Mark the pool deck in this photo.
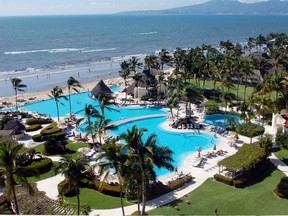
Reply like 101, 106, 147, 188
110, 113, 168, 127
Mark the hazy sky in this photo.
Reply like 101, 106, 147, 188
0, 0, 268, 16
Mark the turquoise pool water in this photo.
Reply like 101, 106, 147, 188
18, 86, 121, 117
110, 117, 218, 176
204, 114, 243, 128
16, 88, 218, 177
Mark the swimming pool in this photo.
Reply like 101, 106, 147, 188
17, 89, 218, 177
110, 117, 218, 176
18, 86, 121, 117
204, 114, 243, 128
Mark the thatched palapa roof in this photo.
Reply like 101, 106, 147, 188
91, 80, 112, 98
4, 119, 25, 131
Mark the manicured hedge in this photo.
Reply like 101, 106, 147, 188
40, 122, 62, 135
26, 118, 52, 125
32, 134, 42, 142
214, 174, 233, 186
26, 124, 42, 132
20, 158, 53, 177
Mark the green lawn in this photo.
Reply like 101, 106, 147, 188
191, 80, 258, 101
64, 188, 132, 209
34, 141, 90, 159
274, 149, 288, 165
149, 163, 287, 215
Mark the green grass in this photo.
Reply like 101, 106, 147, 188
274, 149, 288, 165
149, 163, 287, 215
64, 188, 132, 209
34, 141, 90, 159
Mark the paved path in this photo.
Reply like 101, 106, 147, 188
270, 153, 288, 175
110, 114, 168, 127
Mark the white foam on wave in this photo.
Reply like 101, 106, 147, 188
130, 31, 157, 36
81, 48, 116, 53
4, 47, 117, 55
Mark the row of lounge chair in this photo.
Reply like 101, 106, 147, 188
192, 149, 228, 168
171, 122, 202, 130
210, 126, 228, 136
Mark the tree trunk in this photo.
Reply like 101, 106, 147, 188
76, 190, 80, 215
15, 90, 18, 111
141, 180, 147, 215
250, 137, 252, 144
11, 184, 19, 214
68, 89, 72, 117
120, 184, 125, 216
56, 100, 60, 121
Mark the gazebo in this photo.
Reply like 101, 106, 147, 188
91, 80, 112, 99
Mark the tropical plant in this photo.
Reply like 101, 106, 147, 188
83, 104, 100, 144
10, 78, 27, 111
119, 64, 130, 102
120, 125, 174, 215
67, 76, 82, 117
98, 92, 119, 116
48, 86, 68, 121
0, 137, 34, 214
53, 155, 92, 215
129, 56, 142, 75
93, 117, 112, 145
95, 139, 127, 216
236, 123, 265, 144
258, 136, 273, 155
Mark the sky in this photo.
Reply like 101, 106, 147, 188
0, 0, 269, 16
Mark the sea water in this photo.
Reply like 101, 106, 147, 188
1, 15, 288, 97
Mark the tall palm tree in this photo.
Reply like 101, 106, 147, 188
144, 54, 159, 70
159, 49, 172, 72
67, 76, 82, 117
129, 56, 142, 75
48, 86, 68, 121
54, 156, 92, 215
10, 78, 27, 111
120, 125, 174, 215
97, 92, 119, 116
96, 139, 127, 216
0, 139, 33, 214
83, 104, 100, 144
93, 117, 112, 145
119, 66, 130, 102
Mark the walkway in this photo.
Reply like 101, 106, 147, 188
110, 114, 168, 127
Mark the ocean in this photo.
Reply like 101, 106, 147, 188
1, 14, 288, 97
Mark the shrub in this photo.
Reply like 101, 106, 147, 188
26, 118, 52, 125
275, 128, 288, 149
203, 100, 220, 115
41, 122, 62, 135
236, 123, 265, 144
32, 134, 43, 142
26, 124, 42, 132
20, 158, 53, 177
276, 177, 288, 198
214, 174, 233, 186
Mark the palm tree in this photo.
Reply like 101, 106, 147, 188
119, 64, 130, 102
48, 86, 68, 121
96, 139, 127, 216
10, 78, 27, 111
129, 56, 142, 75
120, 125, 174, 215
83, 104, 100, 144
0, 139, 33, 214
97, 92, 119, 116
67, 76, 82, 117
144, 54, 159, 70
159, 49, 172, 72
93, 117, 112, 145
54, 155, 92, 215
